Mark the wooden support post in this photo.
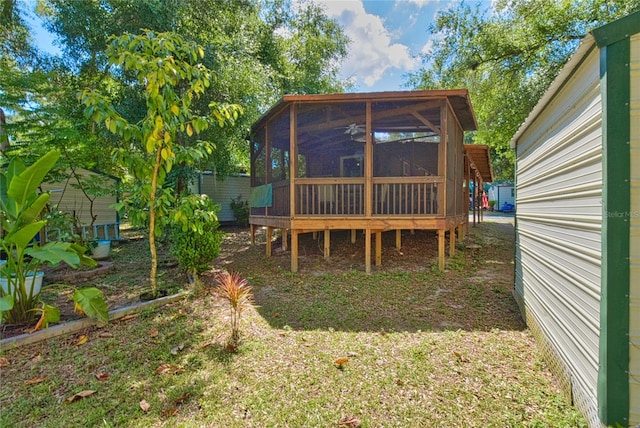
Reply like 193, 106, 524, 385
250, 224, 256, 245
365, 228, 371, 274
291, 230, 299, 273
282, 229, 288, 251
351, 229, 357, 244
324, 229, 330, 259
457, 224, 464, 242
375, 231, 382, 266
449, 227, 455, 257
438, 229, 445, 271
266, 226, 273, 257
395, 229, 402, 249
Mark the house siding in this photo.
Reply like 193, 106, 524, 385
198, 174, 251, 223
629, 32, 640, 427
41, 170, 118, 226
514, 45, 603, 426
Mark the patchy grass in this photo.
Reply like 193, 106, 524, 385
0, 222, 587, 427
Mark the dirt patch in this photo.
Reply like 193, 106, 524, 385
1, 220, 518, 339
0, 234, 186, 340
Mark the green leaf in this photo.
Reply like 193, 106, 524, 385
7, 221, 46, 250
7, 150, 60, 207
73, 288, 109, 323
26, 242, 81, 267
0, 295, 15, 313
21, 193, 51, 224
39, 304, 61, 328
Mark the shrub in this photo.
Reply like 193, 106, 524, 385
169, 195, 223, 283
230, 195, 249, 226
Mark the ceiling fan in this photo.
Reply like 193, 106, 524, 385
341, 123, 366, 142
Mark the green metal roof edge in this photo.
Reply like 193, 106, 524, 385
592, 10, 640, 48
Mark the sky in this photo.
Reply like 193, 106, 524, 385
315, 0, 455, 92
30, 0, 458, 92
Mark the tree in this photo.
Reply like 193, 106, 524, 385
407, 0, 640, 180
38, 0, 350, 179
80, 30, 241, 295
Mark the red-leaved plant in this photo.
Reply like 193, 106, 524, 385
215, 271, 254, 349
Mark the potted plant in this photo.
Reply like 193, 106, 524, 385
90, 239, 111, 260
0, 150, 108, 327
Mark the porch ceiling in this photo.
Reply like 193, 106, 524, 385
464, 144, 493, 183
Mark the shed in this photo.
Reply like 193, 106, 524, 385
249, 90, 488, 273
486, 180, 515, 211
510, 11, 640, 427
40, 169, 120, 240
191, 173, 251, 223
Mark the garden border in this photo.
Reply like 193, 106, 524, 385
0, 291, 190, 351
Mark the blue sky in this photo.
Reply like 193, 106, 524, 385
30, 0, 458, 92
316, 0, 457, 92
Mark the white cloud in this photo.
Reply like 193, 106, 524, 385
315, 0, 420, 88
405, 0, 437, 7
420, 39, 434, 56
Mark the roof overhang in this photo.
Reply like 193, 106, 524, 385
464, 144, 493, 183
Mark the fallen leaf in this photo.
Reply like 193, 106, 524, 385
120, 314, 138, 322
0, 357, 9, 367
334, 358, 349, 369
95, 372, 111, 381
149, 327, 159, 338
338, 415, 362, 427
161, 407, 179, 417
156, 364, 185, 375
66, 389, 97, 403
30, 353, 42, 365
98, 332, 113, 338
139, 399, 151, 412
170, 344, 185, 355
166, 331, 176, 338
173, 392, 189, 405
199, 342, 213, 350
76, 335, 88, 346
453, 351, 469, 363
25, 376, 47, 385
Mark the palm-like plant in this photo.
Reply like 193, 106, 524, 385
215, 271, 254, 348
0, 150, 108, 326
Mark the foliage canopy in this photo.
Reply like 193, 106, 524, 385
407, 0, 640, 179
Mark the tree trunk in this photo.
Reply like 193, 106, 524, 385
148, 147, 163, 295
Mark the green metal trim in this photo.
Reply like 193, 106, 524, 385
598, 37, 631, 426
592, 10, 640, 48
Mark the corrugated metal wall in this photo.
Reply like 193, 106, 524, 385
199, 174, 251, 223
514, 47, 603, 423
629, 32, 640, 427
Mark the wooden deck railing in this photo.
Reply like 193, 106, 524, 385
292, 177, 443, 216
296, 178, 364, 215
373, 177, 442, 216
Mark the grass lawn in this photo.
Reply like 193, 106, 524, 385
0, 222, 586, 427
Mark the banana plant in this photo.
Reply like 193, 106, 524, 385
0, 150, 108, 326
